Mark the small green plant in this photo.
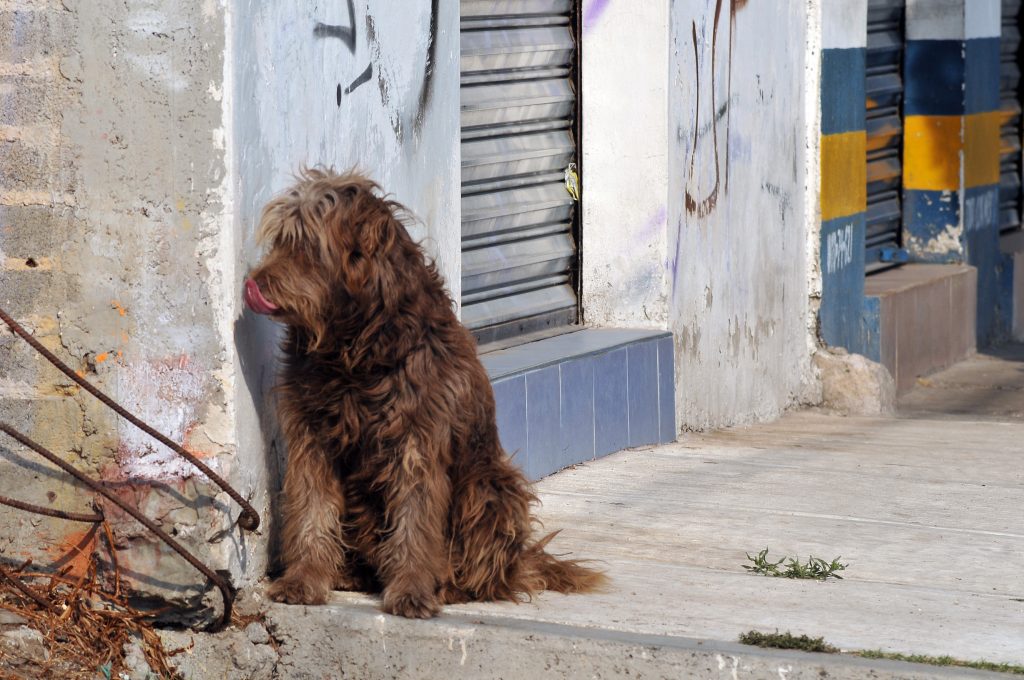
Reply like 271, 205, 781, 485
744, 547, 847, 580
855, 650, 1024, 676
737, 632, 1024, 676
738, 630, 838, 654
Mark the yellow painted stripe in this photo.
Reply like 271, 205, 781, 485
903, 115, 961, 192
964, 111, 1001, 188
821, 130, 867, 222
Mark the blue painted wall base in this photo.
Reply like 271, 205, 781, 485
482, 329, 676, 482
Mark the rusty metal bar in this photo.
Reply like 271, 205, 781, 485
0, 424, 236, 630
0, 562, 50, 611
0, 306, 260, 532
0, 494, 104, 523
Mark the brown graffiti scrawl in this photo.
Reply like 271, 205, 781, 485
684, 0, 748, 218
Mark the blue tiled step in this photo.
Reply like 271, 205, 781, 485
481, 329, 676, 481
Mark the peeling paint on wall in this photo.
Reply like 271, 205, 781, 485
667, 0, 816, 428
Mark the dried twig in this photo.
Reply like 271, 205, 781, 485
0, 524, 186, 679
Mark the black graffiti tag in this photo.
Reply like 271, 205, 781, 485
314, 0, 373, 105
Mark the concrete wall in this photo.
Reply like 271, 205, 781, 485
581, 1, 670, 330
231, 0, 460, 567
667, 0, 817, 428
1, 0, 243, 615
581, 0, 818, 431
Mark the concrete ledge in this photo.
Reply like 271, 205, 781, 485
480, 328, 675, 480
263, 599, 1004, 680
864, 264, 977, 394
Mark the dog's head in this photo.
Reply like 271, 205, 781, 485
244, 168, 420, 349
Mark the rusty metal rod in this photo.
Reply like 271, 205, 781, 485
0, 562, 50, 611
0, 423, 235, 631
0, 494, 104, 523
0, 306, 260, 532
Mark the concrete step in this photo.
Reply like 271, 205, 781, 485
260, 597, 1006, 680
238, 409, 1022, 679
864, 264, 976, 394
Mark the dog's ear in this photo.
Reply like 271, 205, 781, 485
356, 199, 401, 258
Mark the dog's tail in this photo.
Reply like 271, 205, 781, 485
518, 531, 607, 594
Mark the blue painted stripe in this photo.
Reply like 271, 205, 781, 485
904, 40, 964, 116
962, 185, 1001, 346
964, 37, 1001, 115
822, 47, 867, 135
860, 295, 881, 364
904, 188, 962, 262
819, 213, 867, 353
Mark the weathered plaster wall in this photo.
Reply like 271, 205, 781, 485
581, 1, 671, 329
231, 0, 460, 565
667, 0, 816, 429
581, 0, 818, 430
1, 0, 248, 617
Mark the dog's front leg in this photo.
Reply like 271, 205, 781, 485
267, 426, 346, 606
378, 436, 449, 619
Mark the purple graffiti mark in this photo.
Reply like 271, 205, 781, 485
666, 216, 683, 289
583, 0, 612, 32
639, 206, 668, 240
314, 0, 373, 103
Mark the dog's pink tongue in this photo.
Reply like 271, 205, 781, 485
244, 279, 279, 315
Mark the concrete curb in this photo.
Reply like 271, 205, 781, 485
265, 600, 1007, 680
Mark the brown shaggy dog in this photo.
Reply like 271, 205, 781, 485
245, 168, 604, 618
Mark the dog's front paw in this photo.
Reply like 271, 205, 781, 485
381, 589, 441, 619
267, 575, 330, 606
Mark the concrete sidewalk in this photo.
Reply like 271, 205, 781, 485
186, 347, 1024, 679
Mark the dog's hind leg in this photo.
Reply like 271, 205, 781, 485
376, 436, 450, 619
267, 424, 347, 606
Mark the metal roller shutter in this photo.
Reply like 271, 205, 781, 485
460, 0, 580, 345
866, 0, 906, 272
1000, 0, 1023, 234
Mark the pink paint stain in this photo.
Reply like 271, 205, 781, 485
583, 0, 612, 32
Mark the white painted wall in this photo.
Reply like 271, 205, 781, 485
667, 0, 816, 429
805, 0, 825, 384
582, 0, 817, 430
581, 1, 671, 329
230, 0, 460, 575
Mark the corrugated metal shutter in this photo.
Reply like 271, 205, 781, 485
460, 0, 580, 345
865, 0, 906, 272
1000, 0, 1023, 234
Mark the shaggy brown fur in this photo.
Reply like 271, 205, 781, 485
246, 168, 605, 618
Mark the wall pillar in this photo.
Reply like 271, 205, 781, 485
904, 0, 1002, 345
819, 0, 869, 353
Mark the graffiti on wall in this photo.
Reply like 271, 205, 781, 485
683, 0, 748, 219
314, 0, 372, 103
313, 0, 439, 139
825, 223, 855, 275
